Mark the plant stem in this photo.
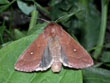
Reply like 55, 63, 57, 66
0, 34, 3, 44
28, 10, 38, 32
9, 7, 13, 32
93, 0, 108, 59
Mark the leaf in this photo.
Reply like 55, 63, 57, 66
0, 4, 10, 13
83, 67, 110, 83
14, 29, 26, 39
28, 10, 38, 32
0, 23, 82, 83
105, 43, 110, 48
0, 0, 9, 4
0, 0, 15, 13
100, 51, 110, 62
50, 0, 100, 49
17, 0, 35, 15
33, 1, 50, 15
49, 0, 62, 6
27, 22, 48, 35
81, 3, 100, 49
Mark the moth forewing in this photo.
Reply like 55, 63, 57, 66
14, 22, 94, 72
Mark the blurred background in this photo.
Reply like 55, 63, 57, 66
0, 0, 110, 83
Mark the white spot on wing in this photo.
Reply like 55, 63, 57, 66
30, 52, 34, 55
73, 49, 77, 52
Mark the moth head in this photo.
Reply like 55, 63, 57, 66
44, 22, 60, 37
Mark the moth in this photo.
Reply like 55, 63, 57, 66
14, 22, 93, 72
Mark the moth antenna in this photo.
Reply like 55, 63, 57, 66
28, 16, 50, 23
55, 9, 81, 23
37, 18, 50, 23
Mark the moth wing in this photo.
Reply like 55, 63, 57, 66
15, 33, 52, 72
58, 28, 94, 68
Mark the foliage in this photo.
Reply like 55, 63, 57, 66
0, 0, 110, 83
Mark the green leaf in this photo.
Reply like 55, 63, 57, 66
28, 22, 48, 35
33, 1, 50, 15
105, 43, 110, 48
83, 67, 110, 83
81, 3, 100, 49
0, 4, 10, 13
49, 0, 62, 6
0, 23, 82, 83
100, 51, 110, 62
14, 29, 26, 39
50, 0, 100, 50
17, 0, 35, 15
28, 10, 38, 32
55, 9, 82, 23
0, 0, 9, 4
0, 0, 16, 13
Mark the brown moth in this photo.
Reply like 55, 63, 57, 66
14, 22, 94, 72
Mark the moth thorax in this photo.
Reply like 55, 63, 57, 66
51, 28, 55, 33
51, 61, 62, 72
